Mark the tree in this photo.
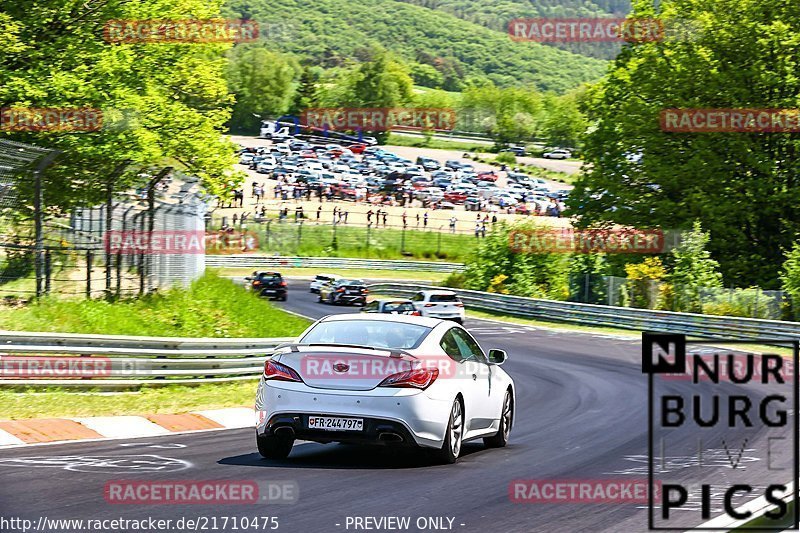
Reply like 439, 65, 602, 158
227, 47, 300, 133
780, 242, 800, 319
569, 0, 800, 288
288, 65, 319, 116
0, 0, 240, 209
666, 221, 723, 312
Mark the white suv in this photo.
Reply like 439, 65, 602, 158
309, 274, 339, 294
411, 290, 465, 324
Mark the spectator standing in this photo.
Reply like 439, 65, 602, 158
402, 211, 408, 227
449, 216, 456, 234
382, 211, 388, 227
316, 205, 322, 222
474, 222, 481, 238
367, 209, 374, 226
343, 211, 349, 224
423, 212, 429, 228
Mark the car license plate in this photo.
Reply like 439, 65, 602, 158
308, 416, 364, 431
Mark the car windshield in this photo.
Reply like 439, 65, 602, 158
300, 320, 430, 349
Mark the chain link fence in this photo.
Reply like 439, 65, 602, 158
0, 140, 208, 301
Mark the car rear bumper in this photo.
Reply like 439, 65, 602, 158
335, 295, 366, 305
255, 379, 451, 449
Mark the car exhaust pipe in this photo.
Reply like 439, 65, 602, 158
378, 432, 404, 442
273, 426, 295, 439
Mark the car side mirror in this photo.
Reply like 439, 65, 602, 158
488, 349, 507, 365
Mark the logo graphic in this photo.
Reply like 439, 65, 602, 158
299, 108, 457, 132
508, 18, 664, 43
643, 333, 798, 530
332, 363, 350, 373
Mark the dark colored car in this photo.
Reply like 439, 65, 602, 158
360, 299, 421, 315
318, 279, 368, 306
464, 196, 482, 211
247, 271, 288, 301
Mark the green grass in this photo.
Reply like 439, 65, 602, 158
385, 133, 491, 152
0, 272, 310, 420
239, 222, 479, 262
0, 382, 257, 420
0, 271, 310, 337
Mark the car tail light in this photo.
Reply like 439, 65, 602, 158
424, 303, 435, 307
411, 311, 421, 316
264, 360, 303, 382
363, 289, 369, 294
336, 288, 345, 293
378, 368, 439, 390
454, 303, 464, 307
253, 281, 261, 286
280, 281, 287, 287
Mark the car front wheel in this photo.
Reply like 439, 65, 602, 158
256, 431, 294, 459
484, 391, 513, 448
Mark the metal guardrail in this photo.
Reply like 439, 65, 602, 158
368, 282, 800, 341
0, 332, 295, 388
205, 255, 465, 273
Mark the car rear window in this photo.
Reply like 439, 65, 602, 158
300, 320, 430, 349
429, 294, 458, 302
384, 302, 414, 313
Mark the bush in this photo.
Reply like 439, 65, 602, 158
441, 272, 466, 289
495, 151, 516, 165
701, 287, 778, 319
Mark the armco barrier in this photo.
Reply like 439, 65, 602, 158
367, 282, 800, 340
205, 255, 465, 273
0, 332, 295, 388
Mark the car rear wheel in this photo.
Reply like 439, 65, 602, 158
256, 431, 294, 459
329, 294, 336, 305
484, 391, 513, 448
433, 398, 463, 464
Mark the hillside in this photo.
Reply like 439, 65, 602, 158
395, 0, 633, 60
224, 0, 608, 93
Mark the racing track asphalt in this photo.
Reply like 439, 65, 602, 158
0, 281, 792, 532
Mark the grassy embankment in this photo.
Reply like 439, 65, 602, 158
0, 272, 310, 419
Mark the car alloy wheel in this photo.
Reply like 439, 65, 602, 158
450, 400, 463, 457
484, 390, 512, 448
434, 398, 463, 464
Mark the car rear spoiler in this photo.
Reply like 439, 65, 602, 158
274, 342, 415, 359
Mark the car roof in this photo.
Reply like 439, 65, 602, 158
418, 289, 457, 296
372, 298, 413, 304
319, 313, 442, 328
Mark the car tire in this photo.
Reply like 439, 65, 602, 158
484, 390, 513, 448
329, 295, 336, 305
280, 295, 287, 302
433, 398, 463, 464
256, 431, 294, 459
454, 318, 463, 325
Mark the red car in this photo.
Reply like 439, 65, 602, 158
299, 150, 317, 159
348, 144, 367, 154
477, 171, 498, 182
444, 191, 469, 204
